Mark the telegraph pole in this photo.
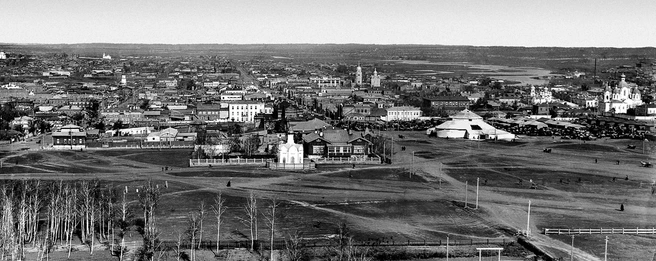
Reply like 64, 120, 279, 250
604, 236, 608, 261
383, 139, 386, 163
446, 235, 450, 261
526, 200, 531, 237
475, 177, 479, 209
464, 181, 468, 208
570, 235, 575, 261
391, 136, 394, 164
411, 151, 415, 176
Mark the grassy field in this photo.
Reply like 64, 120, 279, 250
2, 133, 656, 260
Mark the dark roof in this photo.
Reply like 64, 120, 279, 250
302, 127, 372, 145
424, 96, 470, 101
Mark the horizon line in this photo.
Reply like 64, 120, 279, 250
1, 42, 655, 49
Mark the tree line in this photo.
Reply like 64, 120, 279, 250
0, 179, 374, 261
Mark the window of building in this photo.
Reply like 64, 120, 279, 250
353, 145, 364, 154
312, 145, 324, 154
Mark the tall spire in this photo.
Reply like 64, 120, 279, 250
355, 63, 363, 86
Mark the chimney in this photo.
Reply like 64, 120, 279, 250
287, 134, 294, 144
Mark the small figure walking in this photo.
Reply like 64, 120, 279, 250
625, 175, 629, 181
226, 181, 231, 187
595, 158, 597, 163
617, 160, 620, 165
620, 203, 624, 211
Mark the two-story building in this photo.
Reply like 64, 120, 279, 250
196, 104, 228, 121
423, 96, 471, 115
384, 106, 421, 121
101, 107, 145, 125
227, 101, 265, 122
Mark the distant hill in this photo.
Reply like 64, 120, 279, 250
2, 43, 654, 72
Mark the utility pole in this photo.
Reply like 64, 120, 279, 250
526, 200, 531, 237
604, 236, 608, 261
391, 136, 394, 164
464, 181, 468, 208
475, 178, 479, 209
383, 138, 386, 163
570, 235, 575, 261
446, 235, 449, 261
411, 151, 415, 176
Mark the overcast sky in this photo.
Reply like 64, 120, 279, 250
2, 0, 654, 47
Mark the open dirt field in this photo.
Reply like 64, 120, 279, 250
1, 132, 655, 260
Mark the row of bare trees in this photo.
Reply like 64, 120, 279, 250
0, 179, 367, 261
0, 179, 122, 260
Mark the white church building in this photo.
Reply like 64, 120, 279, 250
370, 68, 381, 87
278, 134, 303, 165
598, 74, 643, 114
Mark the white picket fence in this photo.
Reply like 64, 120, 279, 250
313, 156, 381, 165
544, 227, 656, 235
189, 158, 271, 167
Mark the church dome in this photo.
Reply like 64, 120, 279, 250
617, 75, 630, 88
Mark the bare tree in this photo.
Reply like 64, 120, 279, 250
138, 180, 162, 261
243, 135, 261, 156
197, 201, 206, 250
211, 192, 227, 253
240, 192, 258, 251
283, 231, 307, 261
174, 232, 184, 261
117, 187, 129, 261
264, 198, 280, 261
186, 213, 200, 261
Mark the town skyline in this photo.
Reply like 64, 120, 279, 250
3, 0, 656, 48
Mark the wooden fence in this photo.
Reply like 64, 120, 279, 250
544, 227, 656, 235
189, 158, 271, 167
313, 156, 381, 165
157, 237, 513, 251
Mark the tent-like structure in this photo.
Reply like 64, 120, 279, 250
426, 109, 517, 141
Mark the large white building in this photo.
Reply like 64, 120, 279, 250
227, 101, 265, 122
598, 74, 643, 114
384, 106, 421, 121
310, 77, 341, 88
426, 109, 516, 141
370, 68, 381, 88
355, 64, 363, 86
529, 85, 553, 104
